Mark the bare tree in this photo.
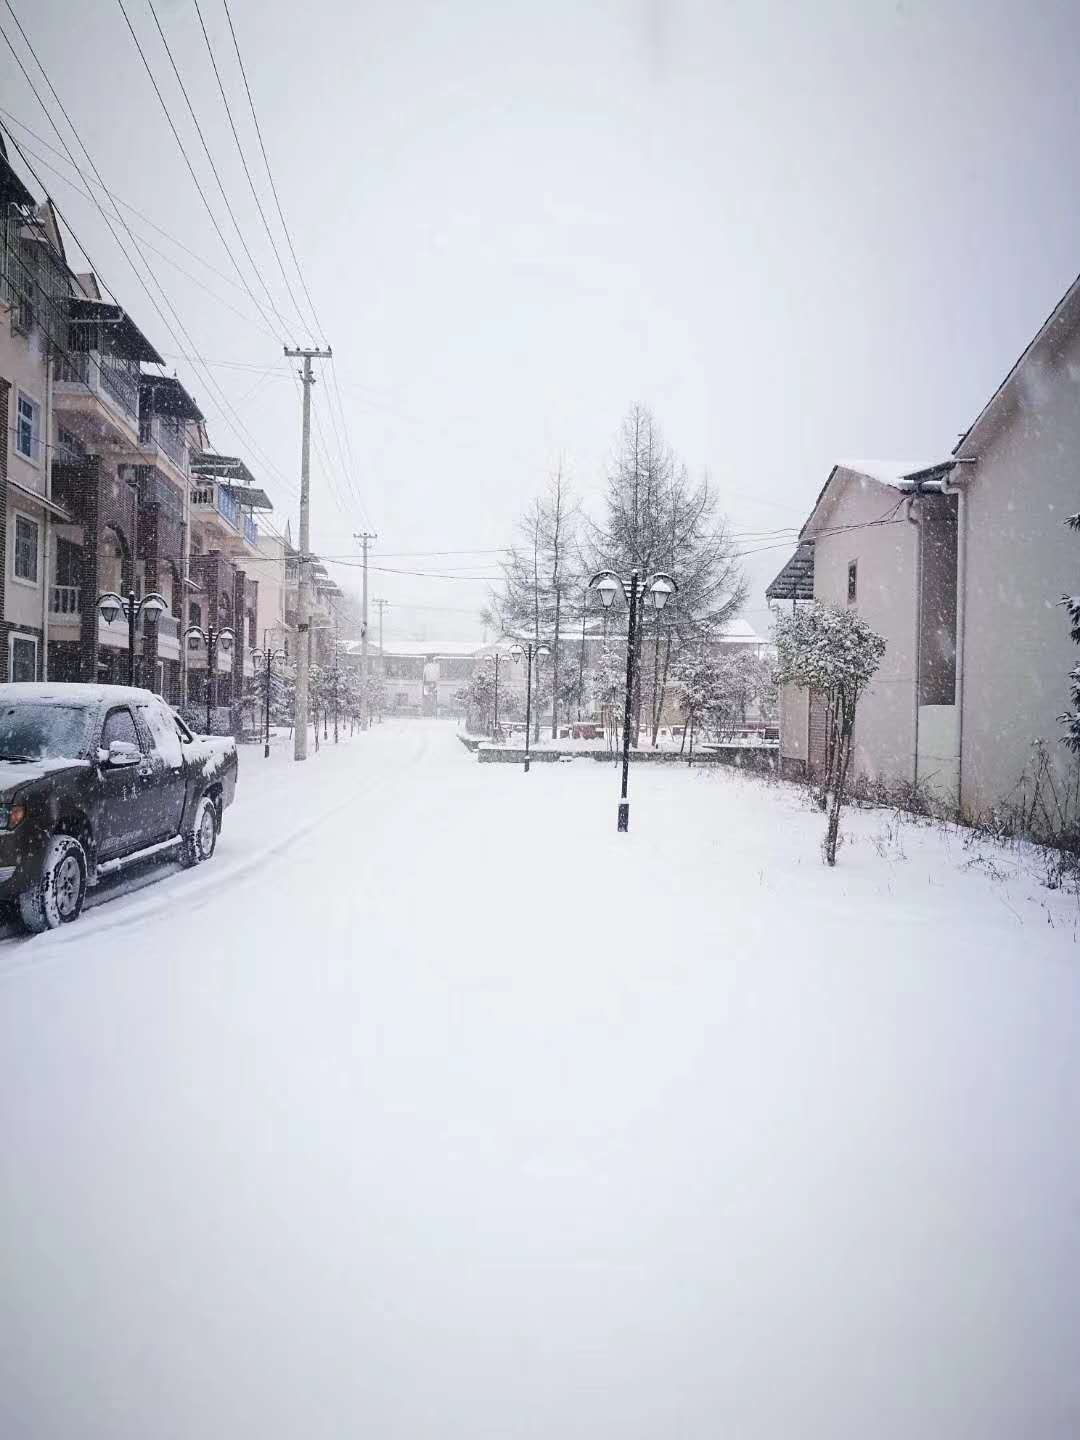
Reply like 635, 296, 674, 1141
485, 467, 579, 742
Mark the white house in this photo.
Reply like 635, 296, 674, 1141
769, 267, 1080, 824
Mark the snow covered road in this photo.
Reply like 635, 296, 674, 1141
2, 721, 1079, 1438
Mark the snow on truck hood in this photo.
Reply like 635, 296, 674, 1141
0, 756, 90, 791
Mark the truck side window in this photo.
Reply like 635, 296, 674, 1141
101, 707, 140, 751
138, 702, 184, 768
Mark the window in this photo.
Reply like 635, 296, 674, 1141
847, 560, 858, 605
56, 426, 87, 464
101, 707, 141, 751
9, 634, 38, 683
13, 515, 39, 584
56, 538, 82, 588
138, 701, 183, 767
189, 602, 202, 630
15, 393, 40, 462
0, 699, 90, 757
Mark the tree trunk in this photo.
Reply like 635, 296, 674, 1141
652, 629, 673, 746
825, 706, 855, 866
551, 588, 562, 739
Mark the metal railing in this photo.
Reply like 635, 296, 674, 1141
216, 485, 240, 528
243, 513, 258, 546
50, 584, 81, 616
53, 350, 139, 420
154, 416, 187, 468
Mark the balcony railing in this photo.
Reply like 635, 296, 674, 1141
243, 513, 258, 546
50, 584, 81, 618
53, 350, 139, 421
140, 413, 187, 469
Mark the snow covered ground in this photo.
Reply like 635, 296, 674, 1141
2, 720, 1079, 1438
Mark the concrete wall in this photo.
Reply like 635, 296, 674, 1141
809, 469, 919, 789
960, 331, 1080, 820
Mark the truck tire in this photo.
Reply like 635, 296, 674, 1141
180, 794, 218, 868
18, 834, 88, 934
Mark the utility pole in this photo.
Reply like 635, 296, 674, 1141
372, 598, 388, 725
285, 345, 332, 760
354, 531, 377, 729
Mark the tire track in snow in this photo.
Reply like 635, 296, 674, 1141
0, 724, 444, 974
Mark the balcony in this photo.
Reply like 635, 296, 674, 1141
49, 584, 81, 627
53, 350, 140, 443
191, 478, 240, 529
190, 477, 264, 553
139, 413, 187, 472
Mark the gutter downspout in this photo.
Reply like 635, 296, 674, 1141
40, 330, 54, 680
912, 460, 973, 816
906, 496, 922, 792
937, 465, 971, 816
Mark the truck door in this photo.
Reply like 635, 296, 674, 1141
95, 705, 157, 860
135, 699, 188, 841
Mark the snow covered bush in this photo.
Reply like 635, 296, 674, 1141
774, 603, 886, 866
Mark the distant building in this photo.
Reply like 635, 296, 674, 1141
343, 639, 485, 716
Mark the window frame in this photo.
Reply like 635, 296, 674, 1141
8, 632, 39, 683
11, 511, 40, 587
847, 559, 858, 606
100, 705, 143, 753
14, 390, 41, 466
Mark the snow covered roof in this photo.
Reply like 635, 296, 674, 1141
346, 639, 485, 659
955, 268, 1080, 458
798, 459, 951, 540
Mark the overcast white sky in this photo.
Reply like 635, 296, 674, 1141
3, 0, 1079, 639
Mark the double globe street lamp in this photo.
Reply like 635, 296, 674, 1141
97, 589, 169, 687
185, 622, 235, 735
587, 568, 678, 832
251, 640, 288, 759
508, 640, 550, 773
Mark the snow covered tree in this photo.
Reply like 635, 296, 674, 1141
455, 671, 499, 736
1059, 514, 1080, 752
673, 650, 721, 759
484, 467, 580, 741
591, 405, 746, 745
774, 604, 886, 866
590, 644, 629, 752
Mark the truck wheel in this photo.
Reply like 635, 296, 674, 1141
181, 794, 218, 869
18, 834, 88, 934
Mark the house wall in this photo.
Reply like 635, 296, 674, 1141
959, 333, 1080, 820
1, 322, 50, 675
809, 470, 919, 789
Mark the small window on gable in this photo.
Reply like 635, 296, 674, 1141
847, 560, 858, 605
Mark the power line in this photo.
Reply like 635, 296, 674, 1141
190, 0, 310, 336
0, 105, 295, 337
220, 0, 322, 340
216, 0, 371, 529
114, 0, 283, 343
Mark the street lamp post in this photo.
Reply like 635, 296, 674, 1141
251, 636, 287, 759
508, 640, 551, 773
586, 569, 678, 832
485, 651, 503, 741
184, 622, 236, 735
97, 589, 168, 687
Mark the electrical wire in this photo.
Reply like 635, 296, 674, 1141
114, 0, 283, 344
190, 0, 310, 336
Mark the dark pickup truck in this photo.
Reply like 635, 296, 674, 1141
0, 683, 238, 932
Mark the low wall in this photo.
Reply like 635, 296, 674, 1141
475, 745, 777, 767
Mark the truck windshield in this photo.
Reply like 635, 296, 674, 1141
0, 703, 90, 761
